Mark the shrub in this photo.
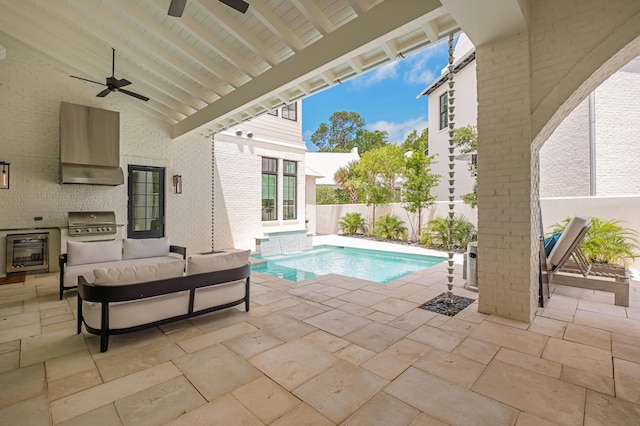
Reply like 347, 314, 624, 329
338, 212, 367, 235
550, 217, 640, 266
373, 214, 407, 241
420, 215, 477, 249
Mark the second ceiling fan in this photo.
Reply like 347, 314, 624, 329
168, 0, 249, 17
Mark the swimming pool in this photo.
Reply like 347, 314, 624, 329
251, 245, 446, 283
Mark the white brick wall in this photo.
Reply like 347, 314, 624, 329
477, 0, 640, 321
0, 42, 210, 254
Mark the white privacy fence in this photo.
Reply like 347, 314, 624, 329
315, 196, 640, 268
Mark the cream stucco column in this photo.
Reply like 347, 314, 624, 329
475, 32, 540, 322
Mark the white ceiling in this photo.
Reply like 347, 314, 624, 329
0, 0, 460, 140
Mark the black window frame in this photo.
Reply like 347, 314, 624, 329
283, 160, 297, 220
262, 157, 277, 221
439, 92, 448, 130
127, 165, 165, 239
267, 109, 278, 116
281, 102, 297, 121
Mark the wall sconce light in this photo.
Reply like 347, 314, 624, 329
0, 161, 10, 189
173, 175, 182, 194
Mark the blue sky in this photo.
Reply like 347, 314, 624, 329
301, 39, 450, 151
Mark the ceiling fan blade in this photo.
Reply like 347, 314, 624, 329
117, 78, 131, 88
96, 88, 112, 98
168, 0, 187, 17
70, 75, 107, 86
219, 0, 249, 13
119, 88, 150, 102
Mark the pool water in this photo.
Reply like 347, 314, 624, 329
251, 245, 446, 283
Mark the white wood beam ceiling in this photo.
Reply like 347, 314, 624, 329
0, 0, 459, 137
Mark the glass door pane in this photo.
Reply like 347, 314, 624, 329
128, 165, 165, 238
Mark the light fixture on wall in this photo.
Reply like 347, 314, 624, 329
173, 175, 182, 194
0, 161, 10, 189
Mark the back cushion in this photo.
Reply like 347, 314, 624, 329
123, 237, 170, 260
93, 259, 185, 285
187, 250, 250, 275
67, 240, 123, 266
548, 216, 589, 267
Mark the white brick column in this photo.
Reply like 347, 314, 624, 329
476, 32, 539, 322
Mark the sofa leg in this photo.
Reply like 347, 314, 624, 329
100, 333, 109, 352
77, 296, 82, 334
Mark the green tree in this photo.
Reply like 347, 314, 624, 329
401, 142, 440, 232
453, 125, 478, 208
334, 160, 362, 204
316, 185, 339, 205
311, 111, 365, 151
358, 145, 404, 226
401, 128, 429, 154
348, 129, 388, 154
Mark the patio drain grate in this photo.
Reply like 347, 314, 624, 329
420, 293, 475, 317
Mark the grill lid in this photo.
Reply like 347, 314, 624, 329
67, 211, 117, 236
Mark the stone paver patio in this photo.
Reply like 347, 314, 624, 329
1, 260, 640, 425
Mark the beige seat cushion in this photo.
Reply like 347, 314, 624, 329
186, 249, 250, 275
93, 259, 185, 285
548, 216, 589, 268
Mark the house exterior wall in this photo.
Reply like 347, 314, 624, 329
213, 104, 307, 251
0, 43, 211, 256
476, 0, 640, 321
594, 64, 640, 195
428, 60, 478, 202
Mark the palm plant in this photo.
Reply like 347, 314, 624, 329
550, 217, 640, 266
373, 214, 408, 241
338, 212, 367, 235
420, 215, 477, 249
334, 160, 361, 204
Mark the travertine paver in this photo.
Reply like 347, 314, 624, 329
248, 340, 338, 390
232, 376, 302, 424
173, 344, 262, 401
472, 360, 586, 426
293, 360, 388, 424
165, 394, 263, 426
614, 358, 640, 404
303, 309, 371, 337
3, 270, 640, 425
563, 323, 611, 350
114, 376, 206, 425
386, 367, 519, 425
336, 289, 390, 307
342, 391, 419, 426
412, 348, 486, 388
470, 320, 548, 356
542, 337, 613, 378
344, 322, 407, 353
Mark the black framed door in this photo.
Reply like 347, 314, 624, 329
128, 165, 165, 239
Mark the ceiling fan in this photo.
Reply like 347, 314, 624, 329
69, 48, 149, 102
168, 0, 249, 17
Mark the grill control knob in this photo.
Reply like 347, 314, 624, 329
75, 229, 81, 233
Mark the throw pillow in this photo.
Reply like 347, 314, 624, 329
123, 237, 170, 260
93, 259, 185, 285
544, 231, 562, 257
67, 239, 123, 266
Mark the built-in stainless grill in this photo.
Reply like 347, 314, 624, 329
67, 211, 117, 236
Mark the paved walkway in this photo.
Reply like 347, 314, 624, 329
1, 251, 639, 424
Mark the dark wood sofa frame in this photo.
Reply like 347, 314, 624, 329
77, 263, 251, 352
59, 245, 187, 300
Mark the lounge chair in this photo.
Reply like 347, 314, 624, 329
540, 216, 630, 307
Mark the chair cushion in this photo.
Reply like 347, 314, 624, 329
67, 240, 123, 266
93, 259, 185, 285
548, 216, 589, 268
123, 237, 170, 260
186, 249, 250, 275
544, 231, 562, 256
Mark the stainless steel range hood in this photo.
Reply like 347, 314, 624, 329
59, 102, 124, 186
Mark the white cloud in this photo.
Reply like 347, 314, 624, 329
402, 41, 448, 86
351, 61, 399, 89
368, 117, 429, 145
